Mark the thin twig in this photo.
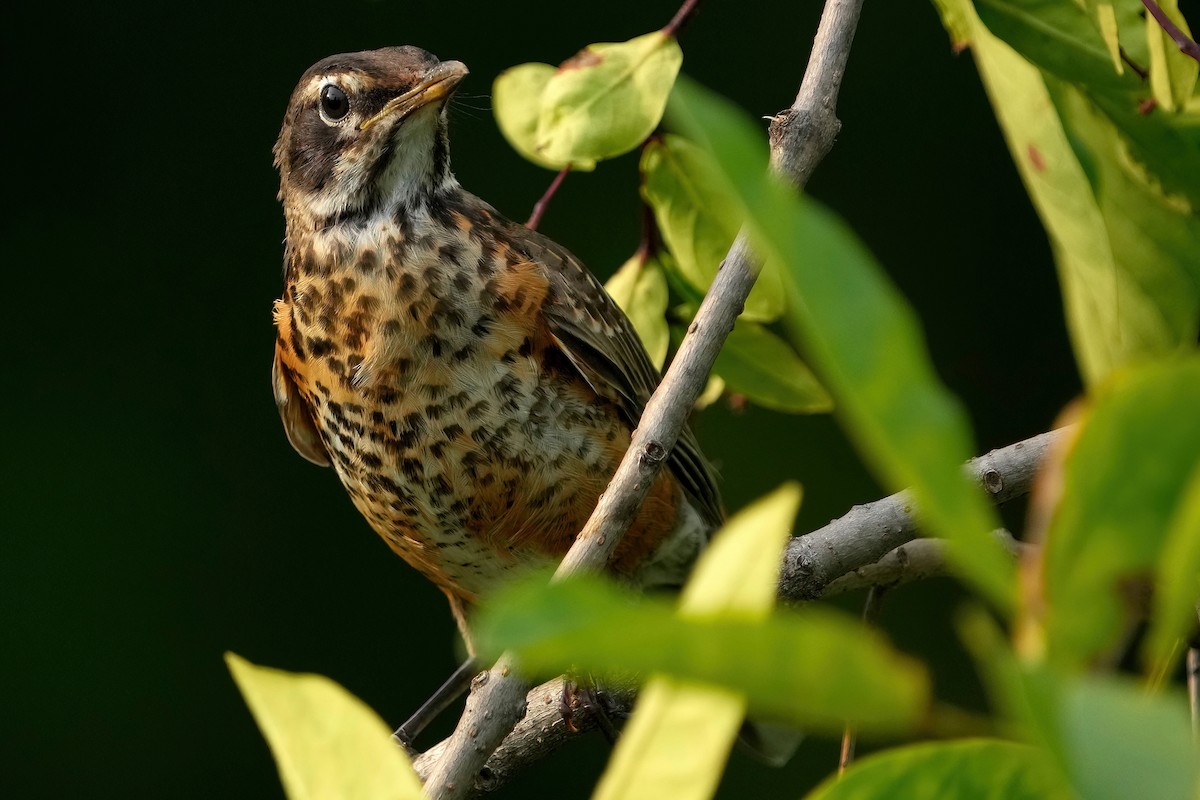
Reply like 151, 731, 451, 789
1189, 647, 1199, 741
413, 425, 1054, 795
1141, 0, 1200, 63
821, 529, 1027, 597
839, 585, 886, 774
663, 0, 703, 38
420, 1, 867, 797
525, 165, 570, 230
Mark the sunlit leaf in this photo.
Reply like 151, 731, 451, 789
1145, 462, 1200, 673
693, 373, 726, 410
713, 320, 831, 414
665, 77, 1014, 610
1032, 357, 1200, 669
475, 576, 929, 734
1045, 77, 1200, 375
933, 0, 1200, 385
605, 251, 671, 369
680, 483, 801, 615
593, 486, 801, 800
641, 134, 786, 321
1146, 0, 1199, 112
494, 63, 595, 171
974, 0, 1200, 209
225, 653, 424, 800
1085, 2, 1123, 75
804, 739, 1071, 800
535, 32, 682, 165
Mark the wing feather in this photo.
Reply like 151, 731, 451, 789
500, 219, 723, 528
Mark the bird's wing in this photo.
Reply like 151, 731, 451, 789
272, 343, 331, 467
502, 221, 724, 528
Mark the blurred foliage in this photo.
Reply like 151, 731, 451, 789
14, 0, 1200, 797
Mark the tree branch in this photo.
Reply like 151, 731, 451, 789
779, 428, 1064, 601
412, 427, 1060, 795
421, 2, 867, 796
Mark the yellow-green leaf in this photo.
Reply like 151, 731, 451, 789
693, 373, 726, 409
713, 320, 832, 414
680, 483, 801, 615
805, 739, 1071, 800
1147, 0, 1199, 112
666, 77, 1014, 610
225, 653, 424, 800
605, 252, 671, 369
593, 486, 801, 800
936, 0, 1200, 386
1035, 357, 1200, 670
535, 32, 682, 165
493, 63, 594, 171
962, 610, 1200, 800
475, 580, 929, 732
592, 679, 745, 800
641, 134, 786, 321
1145, 461, 1200, 674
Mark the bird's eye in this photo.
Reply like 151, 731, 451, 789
319, 84, 350, 121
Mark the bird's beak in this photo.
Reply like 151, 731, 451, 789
360, 61, 469, 131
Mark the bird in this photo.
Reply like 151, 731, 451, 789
271, 46, 724, 724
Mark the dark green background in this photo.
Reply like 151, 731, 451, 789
7, 1, 1082, 797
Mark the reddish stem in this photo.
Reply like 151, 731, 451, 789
1142, 0, 1200, 63
525, 166, 571, 230
663, 0, 702, 38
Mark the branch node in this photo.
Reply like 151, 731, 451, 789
641, 440, 668, 466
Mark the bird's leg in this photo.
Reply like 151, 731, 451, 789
393, 656, 480, 748
560, 673, 624, 744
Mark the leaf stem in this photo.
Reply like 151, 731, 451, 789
525, 166, 571, 230
663, 0, 703, 39
1141, 0, 1200, 64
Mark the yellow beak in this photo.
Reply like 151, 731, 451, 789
359, 61, 469, 131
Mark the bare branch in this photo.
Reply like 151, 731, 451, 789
421, 2, 869, 796
779, 428, 1065, 601
414, 426, 1057, 795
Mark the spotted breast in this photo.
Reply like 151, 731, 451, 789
271, 46, 722, 641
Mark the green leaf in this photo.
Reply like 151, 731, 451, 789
1085, 2, 1125, 75
961, 610, 1200, 800
225, 653, 424, 800
592, 679, 745, 800
712, 320, 831, 413
1146, 0, 1199, 112
641, 134, 786, 322
975, 0, 1200, 210
535, 32, 682, 165
804, 739, 1071, 800
605, 251, 671, 369
933, 0, 1200, 385
666, 77, 1014, 610
592, 486, 801, 800
680, 483, 801, 615
475, 580, 930, 734
1038, 356, 1200, 669
1145, 462, 1200, 673
1045, 77, 1200, 376
493, 63, 594, 171
1053, 676, 1200, 800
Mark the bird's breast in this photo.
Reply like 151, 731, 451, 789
275, 208, 682, 600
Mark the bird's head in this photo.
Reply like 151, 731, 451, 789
274, 46, 468, 224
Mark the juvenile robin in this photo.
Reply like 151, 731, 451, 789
271, 46, 721, 668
